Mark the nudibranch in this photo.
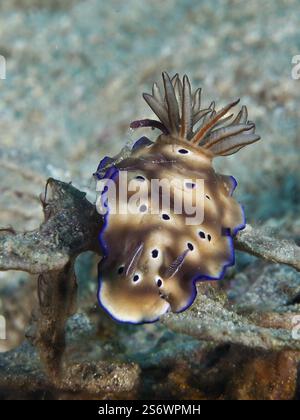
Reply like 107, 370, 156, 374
95, 72, 260, 324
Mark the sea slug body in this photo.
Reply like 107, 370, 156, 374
95, 72, 260, 324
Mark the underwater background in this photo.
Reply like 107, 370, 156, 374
0, 0, 300, 399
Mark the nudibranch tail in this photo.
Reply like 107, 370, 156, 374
132, 72, 260, 156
